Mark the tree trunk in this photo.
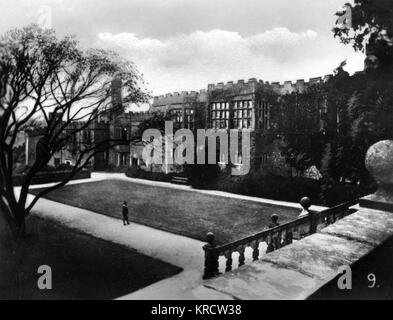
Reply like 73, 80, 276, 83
15, 214, 27, 239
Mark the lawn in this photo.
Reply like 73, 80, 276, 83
32, 179, 301, 244
0, 215, 181, 300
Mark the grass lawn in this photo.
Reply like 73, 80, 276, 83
0, 215, 181, 300
32, 179, 301, 244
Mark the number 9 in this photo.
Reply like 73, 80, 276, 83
367, 273, 376, 288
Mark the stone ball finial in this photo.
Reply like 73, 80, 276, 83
206, 232, 215, 245
365, 140, 393, 185
300, 197, 311, 210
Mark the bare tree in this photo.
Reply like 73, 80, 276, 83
0, 25, 149, 238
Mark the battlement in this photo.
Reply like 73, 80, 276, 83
153, 74, 336, 107
205, 74, 333, 94
207, 78, 264, 91
153, 89, 208, 107
268, 75, 333, 94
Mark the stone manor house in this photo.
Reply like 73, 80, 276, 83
151, 76, 332, 176
146, 49, 378, 176
25, 57, 370, 176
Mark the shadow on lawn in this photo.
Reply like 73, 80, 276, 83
0, 215, 182, 300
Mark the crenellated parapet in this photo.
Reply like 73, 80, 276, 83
153, 89, 208, 107
269, 75, 333, 94
207, 78, 265, 91
206, 78, 269, 101
152, 74, 336, 108
204, 74, 333, 95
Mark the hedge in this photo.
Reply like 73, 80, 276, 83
187, 168, 365, 206
13, 169, 91, 186
125, 166, 173, 183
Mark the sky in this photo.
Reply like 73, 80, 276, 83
0, 0, 364, 97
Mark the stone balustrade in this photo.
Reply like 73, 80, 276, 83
187, 140, 393, 300
203, 199, 357, 279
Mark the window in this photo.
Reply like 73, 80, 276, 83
170, 109, 183, 129
83, 130, 92, 144
233, 100, 253, 129
262, 153, 269, 165
122, 127, 128, 141
184, 109, 194, 130
320, 99, 328, 114
115, 127, 122, 139
211, 102, 229, 129
119, 153, 128, 166
256, 153, 269, 169
257, 101, 270, 130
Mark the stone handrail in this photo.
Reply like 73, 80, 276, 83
203, 199, 358, 279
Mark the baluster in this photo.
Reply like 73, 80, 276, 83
276, 231, 283, 249
292, 225, 300, 241
270, 231, 279, 251
288, 229, 293, 244
283, 229, 293, 246
318, 212, 323, 226
266, 233, 274, 253
225, 251, 233, 272
252, 240, 260, 261
238, 245, 245, 267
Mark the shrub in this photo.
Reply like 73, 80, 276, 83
320, 179, 376, 206
38, 165, 57, 172
105, 164, 129, 173
57, 163, 74, 171
214, 170, 322, 204
125, 166, 172, 182
184, 163, 221, 189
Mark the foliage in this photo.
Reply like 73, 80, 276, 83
137, 111, 172, 137
334, 0, 393, 71
310, 0, 393, 204
276, 68, 390, 204
208, 169, 325, 204
264, 85, 328, 173
318, 72, 393, 204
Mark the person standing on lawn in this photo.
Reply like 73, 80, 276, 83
122, 201, 130, 226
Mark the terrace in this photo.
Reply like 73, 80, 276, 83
21, 140, 393, 300
191, 140, 393, 300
